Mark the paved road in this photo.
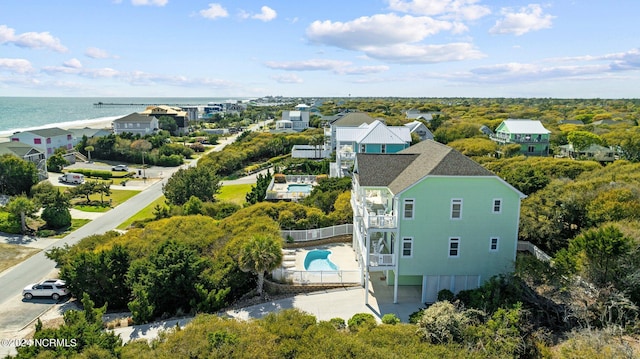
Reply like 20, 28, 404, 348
0, 128, 249, 335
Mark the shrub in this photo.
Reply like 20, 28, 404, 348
274, 173, 286, 183
417, 301, 476, 344
437, 289, 455, 302
41, 206, 72, 229
157, 154, 183, 166
381, 313, 400, 325
329, 317, 346, 330
348, 313, 377, 332
409, 308, 426, 324
0, 211, 20, 234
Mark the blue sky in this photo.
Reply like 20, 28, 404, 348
1, 0, 639, 98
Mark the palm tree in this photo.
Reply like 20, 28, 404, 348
238, 234, 283, 297
310, 134, 325, 158
6, 195, 36, 234
84, 145, 94, 162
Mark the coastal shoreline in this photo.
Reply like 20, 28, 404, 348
0, 116, 118, 143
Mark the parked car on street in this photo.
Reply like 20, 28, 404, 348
22, 279, 70, 300
112, 164, 129, 171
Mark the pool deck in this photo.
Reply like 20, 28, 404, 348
282, 243, 359, 271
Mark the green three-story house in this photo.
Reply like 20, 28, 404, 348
351, 140, 526, 304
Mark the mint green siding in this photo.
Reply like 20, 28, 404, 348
395, 176, 520, 285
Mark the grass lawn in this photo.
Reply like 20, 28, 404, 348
117, 196, 167, 230
218, 183, 252, 205
71, 188, 140, 212
51, 218, 91, 238
0, 243, 40, 273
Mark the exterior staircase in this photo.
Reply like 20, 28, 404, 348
71, 151, 88, 162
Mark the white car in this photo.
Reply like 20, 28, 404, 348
22, 279, 70, 300
112, 164, 129, 171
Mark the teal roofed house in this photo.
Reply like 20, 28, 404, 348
351, 140, 525, 304
491, 119, 551, 156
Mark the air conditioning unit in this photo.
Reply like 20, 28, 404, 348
380, 255, 393, 265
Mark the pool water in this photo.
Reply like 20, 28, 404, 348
287, 184, 312, 193
304, 250, 339, 271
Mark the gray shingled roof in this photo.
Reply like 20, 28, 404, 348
22, 127, 71, 137
355, 140, 495, 194
355, 154, 419, 187
0, 141, 43, 157
113, 113, 157, 123
331, 112, 379, 127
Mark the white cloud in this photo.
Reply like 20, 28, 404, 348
252, 6, 277, 22
336, 65, 390, 75
307, 14, 456, 49
63, 58, 83, 69
306, 14, 483, 63
0, 25, 67, 52
363, 42, 485, 63
387, 0, 491, 20
85, 47, 117, 59
490, 4, 554, 36
42, 65, 120, 78
200, 3, 228, 20
131, 0, 168, 6
265, 59, 352, 71
441, 48, 640, 85
271, 74, 303, 84
265, 59, 391, 76
0, 58, 34, 73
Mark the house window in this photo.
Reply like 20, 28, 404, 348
67, 134, 72, 140
381, 144, 386, 153
403, 199, 415, 220
360, 144, 366, 153
46, 138, 51, 144
450, 199, 462, 219
34, 138, 41, 144
527, 145, 535, 153
448, 237, 460, 257
402, 237, 413, 258
492, 199, 502, 213
490, 237, 499, 252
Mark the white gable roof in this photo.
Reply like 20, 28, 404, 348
336, 120, 410, 145
357, 120, 410, 144
501, 119, 550, 134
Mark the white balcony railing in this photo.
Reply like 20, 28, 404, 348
338, 151, 356, 160
363, 210, 397, 228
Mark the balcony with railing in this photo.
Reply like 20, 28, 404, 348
351, 186, 397, 229
490, 133, 549, 144
363, 209, 397, 229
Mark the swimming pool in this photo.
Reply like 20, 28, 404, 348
304, 250, 339, 271
287, 184, 313, 193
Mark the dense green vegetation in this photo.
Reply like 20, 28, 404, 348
79, 132, 192, 166
7, 97, 640, 357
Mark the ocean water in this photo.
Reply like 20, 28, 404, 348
0, 97, 245, 137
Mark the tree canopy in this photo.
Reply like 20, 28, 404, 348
163, 165, 221, 205
0, 154, 38, 196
